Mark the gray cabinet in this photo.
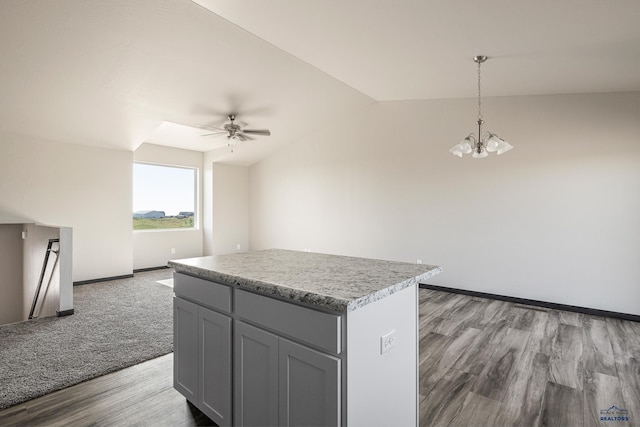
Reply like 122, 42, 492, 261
199, 306, 232, 426
279, 338, 340, 427
235, 320, 340, 427
173, 297, 198, 401
173, 273, 233, 426
234, 321, 279, 427
174, 297, 232, 426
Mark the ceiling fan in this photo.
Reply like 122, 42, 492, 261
200, 114, 271, 144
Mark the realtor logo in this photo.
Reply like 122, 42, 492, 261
600, 405, 629, 422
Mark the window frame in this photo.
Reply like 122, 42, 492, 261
132, 161, 199, 233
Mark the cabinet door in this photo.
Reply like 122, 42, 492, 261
173, 297, 198, 401
199, 307, 232, 426
234, 321, 279, 427
279, 338, 341, 427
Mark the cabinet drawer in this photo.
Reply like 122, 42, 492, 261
235, 289, 341, 354
174, 273, 231, 314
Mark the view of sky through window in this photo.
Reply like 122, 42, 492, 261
133, 163, 195, 216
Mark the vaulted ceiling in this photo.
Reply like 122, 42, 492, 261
1, 0, 639, 165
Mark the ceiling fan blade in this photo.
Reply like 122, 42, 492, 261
198, 116, 247, 129
201, 131, 228, 137
194, 123, 226, 131
236, 133, 254, 142
204, 118, 229, 128
242, 129, 271, 136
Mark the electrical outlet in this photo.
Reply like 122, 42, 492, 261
380, 330, 397, 354
417, 259, 423, 264
236, 244, 241, 251
171, 248, 176, 255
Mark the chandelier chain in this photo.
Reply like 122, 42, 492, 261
477, 59, 482, 121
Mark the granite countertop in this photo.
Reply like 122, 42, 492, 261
168, 249, 441, 312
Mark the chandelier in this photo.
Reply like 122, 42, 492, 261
449, 55, 513, 158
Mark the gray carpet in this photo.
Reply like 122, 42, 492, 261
0, 269, 174, 410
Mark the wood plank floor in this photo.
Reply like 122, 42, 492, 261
419, 289, 640, 427
0, 353, 211, 427
1, 288, 639, 426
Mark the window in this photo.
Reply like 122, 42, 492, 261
133, 162, 197, 231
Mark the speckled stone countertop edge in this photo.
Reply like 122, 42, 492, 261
169, 261, 443, 313
347, 266, 443, 311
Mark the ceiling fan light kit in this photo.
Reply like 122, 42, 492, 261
450, 55, 513, 158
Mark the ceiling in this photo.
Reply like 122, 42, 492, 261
1, 0, 639, 165
199, 0, 640, 100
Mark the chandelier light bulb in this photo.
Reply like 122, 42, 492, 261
449, 146, 463, 157
460, 137, 473, 154
485, 133, 501, 152
472, 148, 488, 158
497, 140, 514, 155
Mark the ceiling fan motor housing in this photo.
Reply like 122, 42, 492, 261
224, 123, 241, 135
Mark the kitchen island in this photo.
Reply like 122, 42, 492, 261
169, 249, 441, 427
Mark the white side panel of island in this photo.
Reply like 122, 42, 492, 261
346, 284, 418, 427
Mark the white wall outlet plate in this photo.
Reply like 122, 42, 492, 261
380, 330, 397, 354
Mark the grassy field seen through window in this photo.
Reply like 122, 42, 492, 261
133, 217, 194, 230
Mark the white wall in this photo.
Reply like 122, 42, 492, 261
210, 162, 249, 255
133, 143, 203, 268
202, 151, 250, 256
0, 132, 133, 282
249, 92, 640, 316
0, 224, 23, 324
203, 150, 215, 256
